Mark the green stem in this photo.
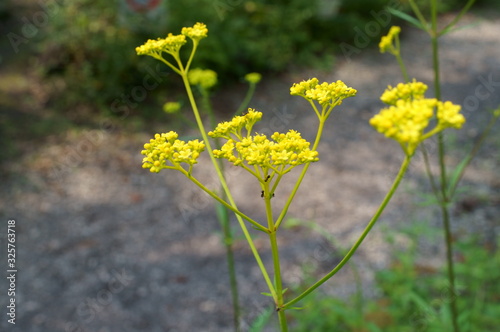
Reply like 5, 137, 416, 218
200, 89, 241, 332
223, 217, 241, 332
180, 71, 277, 299
430, 1, 459, 330
395, 52, 410, 83
283, 154, 412, 309
421, 144, 441, 200
408, 0, 430, 32
263, 183, 288, 331
180, 169, 267, 232
448, 112, 499, 198
274, 118, 326, 230
441, 200, 460, 332
440, 0, 477, 37
234, 83, 257, 116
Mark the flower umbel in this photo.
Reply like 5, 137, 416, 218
210, 110, 318, 179
213, 130, 318, 176
163, 102, 181, 114
209, 108, 263, 140
188, 68, 218, 89
370, 81, 465, 155
135, 33, 187, 58
379, 26, 401, 54
290, 78, 357, 120
141, 132, 205, 173
245, 72, 262, 84
181, 22, 208, 42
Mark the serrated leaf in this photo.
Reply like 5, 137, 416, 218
387, 7, 426, 30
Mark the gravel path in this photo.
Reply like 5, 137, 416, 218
1, 11, 499, 332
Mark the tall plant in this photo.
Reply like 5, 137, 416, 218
136, 22, 467, 331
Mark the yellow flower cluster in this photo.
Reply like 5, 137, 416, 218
181, 22, 208, 41
370, 81, 465, 155
380, 79, 428, 105
379, 26, 401, 54
208, 108, 263, 139
135, 23, 207, 58
136, 34, 187, 57
188, 68, 218, 89
141, 132, 205, 173
213, 130, 318, 170
163, 102, 181, 114
245, 72, 262, 84
209, 109, 318, 174
290, 78, 357, 107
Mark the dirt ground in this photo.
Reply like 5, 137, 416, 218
1, 11, 499, 332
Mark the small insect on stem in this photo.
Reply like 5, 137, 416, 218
261, 190, 264, 198
264, 175, 271, 182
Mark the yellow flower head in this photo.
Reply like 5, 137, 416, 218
290, 78, 357, 107
379, 26, 401, 54
213, 130, 318, 171
188, 68, 218, 89
209, 108, 263, 139
370, 98, 437, 145
163, 102, 181, 114
244, 72, 262, 84
136, 33, 187, 57
210, 110, 318, 177
493, 107, 500, 118
370, 81, 465, 155
182, 22, 208, 42
141, 132, 205, 173
380, 79, 428, 105
436, 101, 465, 129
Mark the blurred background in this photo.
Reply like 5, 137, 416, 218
1, 0, 499, 331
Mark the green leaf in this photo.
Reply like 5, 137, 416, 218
447, 155, 470, 197
260, 292, 273, 297
387, 7, 426, 30
440, 22, 481, 36
289, 306, 305, 310
214, 202, 229, 227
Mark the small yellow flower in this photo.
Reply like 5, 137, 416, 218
379, 26, 401, 54
181, 22, 208, 42
163, 102, 181, 114
141, 131, 205, 173
188, 68, 218, 89
245, 72, 262, 84
136, 33, 187, 57
290, 78, 357, 107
